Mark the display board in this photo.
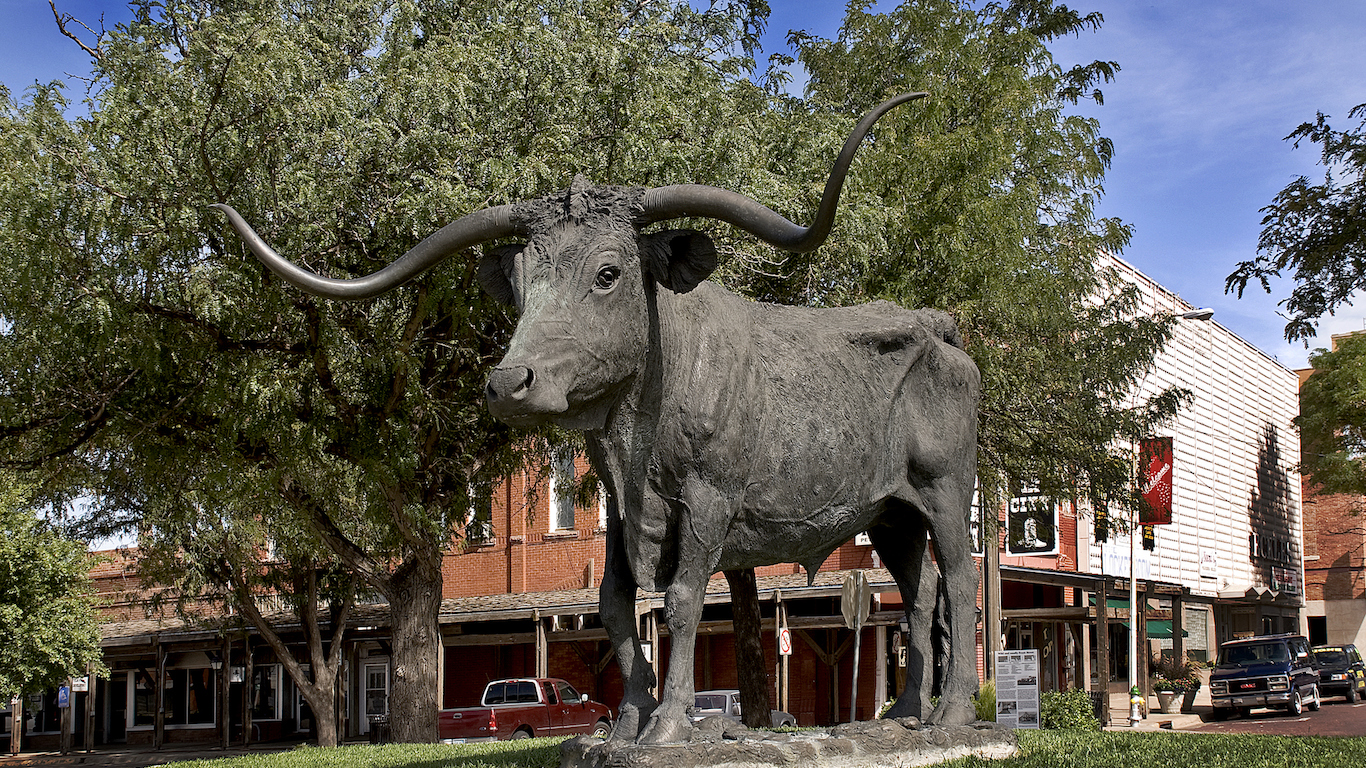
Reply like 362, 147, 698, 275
994, 649, 1040, 729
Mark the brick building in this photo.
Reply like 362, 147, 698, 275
1298, 332, 1366, 648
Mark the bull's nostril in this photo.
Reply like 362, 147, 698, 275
523, 368, 534, 389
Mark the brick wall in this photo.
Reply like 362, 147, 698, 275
1301, 478, 1366, 602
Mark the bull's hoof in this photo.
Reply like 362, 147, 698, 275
608, 700, 656, 744
637, 712, 693, 745
925, 700, 977, 727
879, 697, 925, 721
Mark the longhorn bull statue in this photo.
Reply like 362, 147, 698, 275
214, 92, 981, 743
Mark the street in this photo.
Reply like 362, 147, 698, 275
1192, 698, 1366, 737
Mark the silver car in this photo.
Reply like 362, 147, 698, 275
689, 689, 796, 728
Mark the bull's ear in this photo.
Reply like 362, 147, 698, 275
640, 229, 717, 293
478, 244, 523, 305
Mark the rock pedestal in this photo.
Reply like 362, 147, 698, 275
560, 718, 1018, 768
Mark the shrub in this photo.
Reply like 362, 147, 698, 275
1040, 688, 1101, 731
975, 679, 997, 722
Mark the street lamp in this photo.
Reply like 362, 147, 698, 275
1128, 307, 1213, 724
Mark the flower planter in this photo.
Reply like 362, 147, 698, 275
1155, 690, 1181, 714
1180, 688, 1199, 712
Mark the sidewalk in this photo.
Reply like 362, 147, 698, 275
0, 742, 303, 768
1103, 676, 1212, 732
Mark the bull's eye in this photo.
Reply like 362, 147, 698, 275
594, 265, 621, 292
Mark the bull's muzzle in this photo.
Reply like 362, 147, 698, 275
487, 365, 534, 404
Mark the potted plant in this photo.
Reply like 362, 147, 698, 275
1150, 655, 1202, 714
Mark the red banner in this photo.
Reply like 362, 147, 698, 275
1139, 437, 1173, 525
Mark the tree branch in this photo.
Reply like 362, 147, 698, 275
49, 0, 101, 61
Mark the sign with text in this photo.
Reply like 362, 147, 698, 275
1139, 437, 1173, 525
994, 650, 1040, 729
1102, 539, 1151, 579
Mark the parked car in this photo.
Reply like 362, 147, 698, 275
1208, 634, 1321, 718
438, 678, 612, 742
688, 689, 796, 728
1311, 643, 1366, 703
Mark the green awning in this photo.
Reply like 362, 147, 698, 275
1089, 597, 1189, 638
1132, 619, 1187, 639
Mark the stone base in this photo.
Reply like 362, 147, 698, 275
560, 717, 1018, 768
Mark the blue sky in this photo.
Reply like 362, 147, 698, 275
4, 0, 1365, 370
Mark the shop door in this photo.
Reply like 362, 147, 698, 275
361, 663, 389, 735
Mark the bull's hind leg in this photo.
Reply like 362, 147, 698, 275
917, 477, 981, 726
869, 512, 936, 720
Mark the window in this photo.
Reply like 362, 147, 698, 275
557, 682, 581, 704
548, 453, 576, 531
467, 484, 494, 544
133, 670, 156, 727
483, 680, 537, 705
542, 681, 558, 705
252, 665, 281, 721
166, 668, 215, 725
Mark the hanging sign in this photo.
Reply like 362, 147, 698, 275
1139, 437, 1173, 525
1006, 494, 1058, 556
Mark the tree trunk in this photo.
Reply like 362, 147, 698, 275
724, 569, 770, 729
297, 674, 339, 747
387, 558, 443, 743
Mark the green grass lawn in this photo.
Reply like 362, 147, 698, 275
950, 730, 1366, 768
162, 730, 1366, 768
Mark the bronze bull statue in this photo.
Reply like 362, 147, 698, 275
214, 92, 981, 743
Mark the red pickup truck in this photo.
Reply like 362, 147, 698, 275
439, 678, 613, 742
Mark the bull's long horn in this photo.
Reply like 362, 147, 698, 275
639, 92, 926, 253
210, 203, 521, 300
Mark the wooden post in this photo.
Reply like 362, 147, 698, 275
84, 666, 95, 753
1172, 591, 1186, 663
154, 643, 166, 750
220, 635, 231, 750
59, 680, 72, 755
776, 592, 789, 716
874, 624, 888, 716
243, 638, 254, 748
647, 610, 661, 696
1138, 582, 1152, 716
348, 640, 360, 742
982, 522, 1002, 681
534, 609, 548, 678
1094, 580, 1110, 726
10, 696, 22, 755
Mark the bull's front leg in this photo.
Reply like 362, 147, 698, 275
600, 516, 657, 742
638, 491, 719, 744
637, 567, 708, 744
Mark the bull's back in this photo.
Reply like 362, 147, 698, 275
655, 285, 978, 570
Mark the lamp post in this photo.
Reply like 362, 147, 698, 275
1128, 307, 1213, 725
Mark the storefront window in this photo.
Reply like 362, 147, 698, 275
165, 668, 215, 725
252, 665, 281, 721
133, 671, 156, 726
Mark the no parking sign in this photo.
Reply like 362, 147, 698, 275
778, 627, 792, 656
